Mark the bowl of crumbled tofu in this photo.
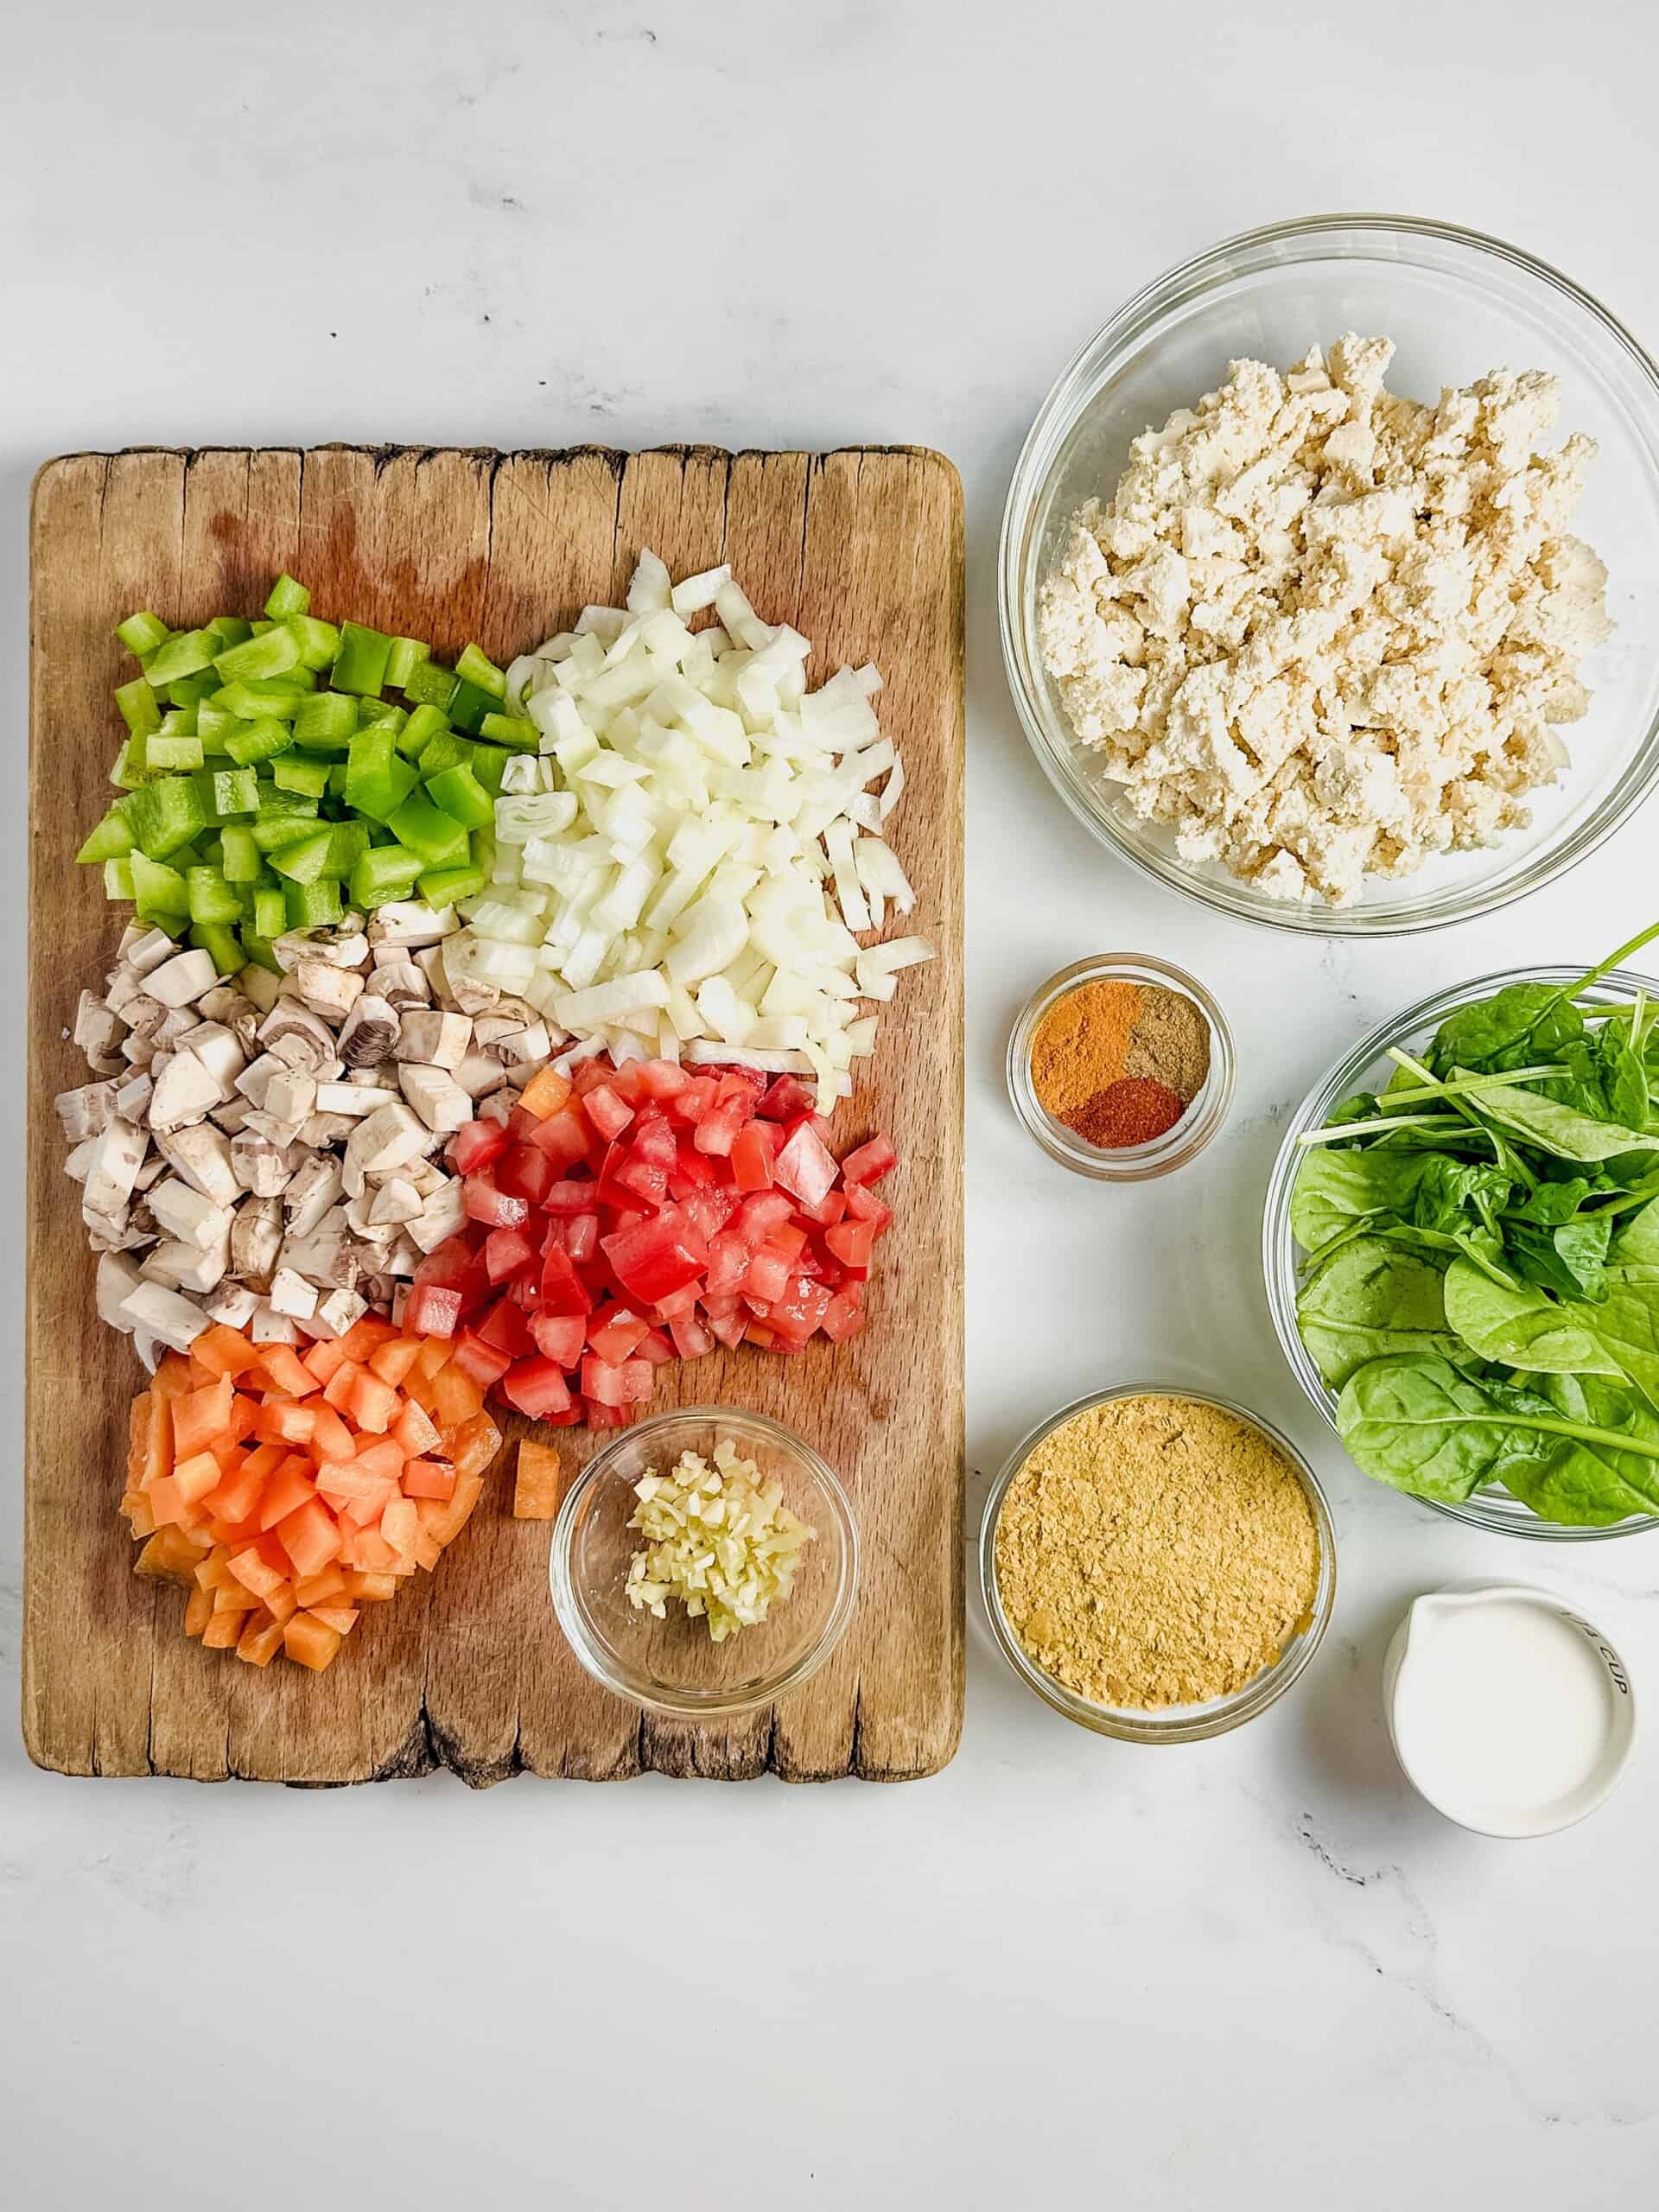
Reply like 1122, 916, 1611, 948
1001, 214, 1659, 932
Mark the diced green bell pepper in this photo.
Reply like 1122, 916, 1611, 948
455, 643, 507, 698
402, 703, 452, 758
345, 728, 419, 821
128, 852, 191, 919
386, 636, 430, 689
286, 877, 342, 929
419, 862, 489, 906
206, 614, 253, 649
269, 830, 336, 885
422, 763, 493, 830
116, 677, 162, 738
148, 734, 204, 771
291, 690, 358, 748
402, 659, 459, 711
77, 809, 136, 864
144, 629, 218, 686
332, 620, 393, 696
213, 625, 302, 683
223, 715, 291, 766
213, 681, 303, 721
110, 737, 149, 789
104, 857, 136, 900
127, 775, 207, 859
250, 813, 325, 854
414, 728, 470, 780
115, 610, 170, 657
385, 791, 469, 870
264, 573, 311, 620
350, 843, 424, 909
469, 746, 508, 797
323, 821, 371, 879
219, 824, 263, 881
446, 677, 496, 734
479, 710, 537, 752
190, 920, 245, 976
188, 867, 243, 925
285, 614, 341, 671
243, 932, 282, 975
252, 887, 289, 938
211, 767, 259, 816
271, 753, 332, 797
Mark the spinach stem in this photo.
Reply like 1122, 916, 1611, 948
1387, 1046, 1539, 1192
1294, 1113, 1464, 1148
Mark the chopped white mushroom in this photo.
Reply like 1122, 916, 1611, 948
147, 948, 218, 1008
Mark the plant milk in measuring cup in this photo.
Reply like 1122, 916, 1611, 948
1383, 1582, 1636, 1837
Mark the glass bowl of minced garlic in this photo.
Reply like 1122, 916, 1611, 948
550, 1408, 858, 1718
980, 1386, 1336, 1742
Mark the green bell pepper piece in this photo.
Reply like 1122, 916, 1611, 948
269, 830, 336, 886
252, 887, 289, 938
402, 659, 459, 711
213, 625, 301, 683
385, 792, 469, 870
77, 809, 136, 864
191, 920, 245, 976
323, 821, 371, 880
213, 681, 303, 721
446, 677, 495, 734
345, 728, 419, 821
127, 775, 207, 859
285, 614, 341, 671
418, 862, 489, 906
386, 636, 430, 689
104, 857, 136, 900
128, 852, 191, 919
469, 747, 508, 797
402, 704, 452, 759
187, 867, 243, 925
478, 711, 538, 752
144, 629, 218, 686
332, 620, 393, 696
148, 734, 204, 771
223, 715, 291, 766
264, 573, 311, 620
211, 767, 259, 816
115, 611, 170, 657
271, 754, 332, 797
291, 690, 358, 749
285, 877, 342, 930
454, 643, 506, 698
422, 763, 493, 830
250, 814, 324, 855
242, 932, 282, 976
206, 615, 253, 648
115, 677, 162, 738
219, 824, 263, 881
349, 843, 424, 910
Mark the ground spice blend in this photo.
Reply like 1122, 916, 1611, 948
995, 1395, 1321, 1708
1029, 977, 1211, 1150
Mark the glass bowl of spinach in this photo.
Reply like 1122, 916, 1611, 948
1264, 926, 1659, 1538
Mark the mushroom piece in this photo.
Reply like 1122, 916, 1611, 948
83, 1118, 149, 1222
230, 1195, 283, 1284
291, 957, 365, 1024
153, 1124, 240, 1206
336, 994, 401, 1068
256, 1001, 336, 1071
149, 1051, 226, 1134
55, 1081, 119, 1143
147, 948, 219, 1008
396, 1008, 473, 1071
231, 1130, 296, 1198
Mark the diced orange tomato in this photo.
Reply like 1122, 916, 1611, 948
283, 1615, 342, 1671
368, 1338, 423, 1388
118, 1322, 506, 1672
512, 1440, 564, 1520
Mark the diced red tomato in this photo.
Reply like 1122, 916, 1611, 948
601, 1209, 709, 1306
773, 1122, 839, 1208
462, 1176, 530, 1230
404, 1283, 461, 1338
496, 1143, 555, 1206
531, 1312, 587, 1366
825, 1218, 877, 1274
499, 1357, 574, 1421
840, 1133, 897, 1186
757, 1073, 817, 1122
581, 1356, 654, 1408
729, 1124, 774, 1192
821, 1284, 865, 1342
449, 1119, 511, 1175
588, 1306, 652, 1364
483, 1225, 537, 1283
583, 1083, 633, 1140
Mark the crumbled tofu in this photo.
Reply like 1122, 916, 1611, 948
1039, 335, 1611, 904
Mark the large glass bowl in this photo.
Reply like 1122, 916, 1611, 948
1263, 966, 1659, 1539
1000, 214, 1659, 936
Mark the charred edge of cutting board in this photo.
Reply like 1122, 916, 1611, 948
33, 443, 962, 480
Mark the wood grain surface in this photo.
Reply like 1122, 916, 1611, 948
25, 445, 964, 1786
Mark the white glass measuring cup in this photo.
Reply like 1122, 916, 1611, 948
1382, 1582, 1637, 1838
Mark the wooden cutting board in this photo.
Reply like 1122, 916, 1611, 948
25, 443, 963, 1786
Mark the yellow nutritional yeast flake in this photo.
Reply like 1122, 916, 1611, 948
994, 1395, 1321, 1708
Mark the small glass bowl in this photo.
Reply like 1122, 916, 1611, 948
1000, 213, 1659, 937
1006, 954, 1235, 1179
1263, 965, 1659, 1541
549, 1407, 859, 1717
979, 1384, 1337, 1744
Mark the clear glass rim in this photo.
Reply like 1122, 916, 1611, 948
998, 211, 1659, 939
978, 1382, 1338, 1743
1262, 964, 1659, 1541
1004, 953, 1236, 1180
548, 1404, 861, 1717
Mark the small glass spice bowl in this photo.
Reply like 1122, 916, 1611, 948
979, 1384, 1338, 1744
549, 1407, 859, 1719
1006, 955, 1236, 1180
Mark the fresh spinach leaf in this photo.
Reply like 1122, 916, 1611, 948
1294, 1237, 1460, 1389
1411, 1156, 1509, 1238
1288, 1148, 1428, 1254
1441, 1257, 1622, 1372
1490, 1374, 1659, 1522
1428, 985, 1584, 1076
1335, 1356, 1554, 1502
1452, 1069, 1658, 1163
1503, 1213, 1611, 1302
1514, 1175, 1599, 1226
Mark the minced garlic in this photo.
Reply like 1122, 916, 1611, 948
624, 1440, 816, 1643
1039, 334, 1611, 905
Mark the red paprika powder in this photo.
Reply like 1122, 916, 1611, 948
1028, 976, 1211, 1152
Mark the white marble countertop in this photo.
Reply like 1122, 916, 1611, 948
5, 4, 1657, 2202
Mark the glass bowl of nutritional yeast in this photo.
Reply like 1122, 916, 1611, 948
1000, 213, 1659, 936
979, 1385, 1337, 1744
1006, 954, 1235, 1179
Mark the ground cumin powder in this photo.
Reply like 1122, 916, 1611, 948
995, 1395, 1321, 1707
1029, 979, 1211, 1150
